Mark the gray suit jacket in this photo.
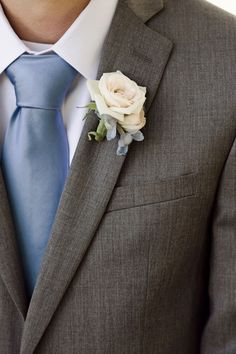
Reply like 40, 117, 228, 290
0, 0, 235, 353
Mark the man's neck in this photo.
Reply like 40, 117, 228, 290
0, 0, 90, 44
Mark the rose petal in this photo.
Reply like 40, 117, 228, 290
119, 109, 146, 134
98, 72, 147, 116
87, 80, 100, 101
94, 94, 125, 121
110, 96, 145, 115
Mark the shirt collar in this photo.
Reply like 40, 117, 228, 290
0, 5, 26, 74
0, 0, 119, 79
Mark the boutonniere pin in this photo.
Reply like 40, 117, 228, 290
85, 71, 147, 156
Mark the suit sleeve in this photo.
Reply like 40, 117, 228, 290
201, 136, 236, 354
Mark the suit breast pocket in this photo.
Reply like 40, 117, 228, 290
106, 172, 198, 213
95, 172, 202, 316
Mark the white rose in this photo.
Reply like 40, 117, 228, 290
87, 71, 146, 122
118, 109, 146, 134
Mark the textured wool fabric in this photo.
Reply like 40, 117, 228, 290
0, 0, 235, 353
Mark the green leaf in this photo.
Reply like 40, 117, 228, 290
86, 102, 97, 111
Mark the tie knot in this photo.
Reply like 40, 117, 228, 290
5, 54, 78, 110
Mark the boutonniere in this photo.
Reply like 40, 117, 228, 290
85, 71, 147, 156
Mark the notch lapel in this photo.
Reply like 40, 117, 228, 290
21, 2, 173, 353
0, 170, 28, 318
126, 0, 164, 21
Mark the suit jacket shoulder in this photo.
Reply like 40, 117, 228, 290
146, 0, 236, 145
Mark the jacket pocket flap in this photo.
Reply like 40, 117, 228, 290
107, 173, 198, 212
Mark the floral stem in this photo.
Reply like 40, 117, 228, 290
88, 119, 107, 142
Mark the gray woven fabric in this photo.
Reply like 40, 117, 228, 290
0, 0, 235, 353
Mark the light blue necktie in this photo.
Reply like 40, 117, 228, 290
1, 54, 77, 298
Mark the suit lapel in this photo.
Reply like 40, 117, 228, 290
20, 2, 173, 353
0, 170, 28, 318
125, 0, 164, 21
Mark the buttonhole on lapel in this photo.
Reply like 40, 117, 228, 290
132, 48, 153, 63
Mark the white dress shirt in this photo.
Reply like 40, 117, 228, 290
0, 0, 118, 164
